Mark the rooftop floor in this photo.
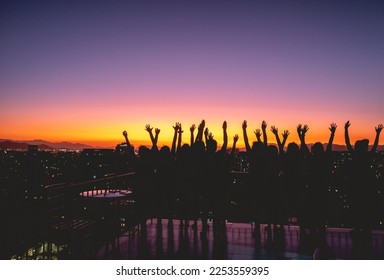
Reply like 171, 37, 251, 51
95, 219, 384, 260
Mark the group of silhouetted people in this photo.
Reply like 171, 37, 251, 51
121, 120, 383, 243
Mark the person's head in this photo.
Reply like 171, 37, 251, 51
206, 138, 217, 154
267, 145, 278, 158
179, 143, 190, 155
252, 141, 265, 154
160, 145, 170, 154
287, 142, 299, 156
355, 139, 369, 153
191, 140, 205, 154
311, 142, 324, 156
138, 146, 151, 158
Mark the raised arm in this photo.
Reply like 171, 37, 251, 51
171, 122, 180, 154
326, 123, 337, 153
204, 127, 209, 145
371, 124, 383, 153
122, 130, 134, 155
190, 124, 196, 146
208, 132, 214, 141
297, 124, 303, 142
262, 120, 268, 146
145, 124, 156, 150
254, 129, 262, 143
242, 120, 251, 153
177, 124, 184, 152
270, 126, 282, 153
230, 134, 239, 157
299, 124, 310, 154
196, 119, 205, 142
220, 121, 228, 153
281, 130, 290, 154
154, 128, 160, 150
344, 121, 353, 153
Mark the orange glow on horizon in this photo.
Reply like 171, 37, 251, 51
1, 119, 383, 150
1, 89, 382, 149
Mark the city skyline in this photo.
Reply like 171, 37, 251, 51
1, 0, 383, 148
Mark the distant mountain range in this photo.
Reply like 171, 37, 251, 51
0, 139, 93, 150
1, 139, 383, 152
319, 143, 384, 152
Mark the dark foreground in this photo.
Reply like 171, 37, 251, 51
10, 218, 384, 260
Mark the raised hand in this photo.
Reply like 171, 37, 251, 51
171, 122, 180, 153
208, 132, 214, 140
242, 120, 251, 152
297, 124, 302, 134
145, 124, 153, 133
195, 119, 206, 142
204, 127, 209, 138
222, 120, 227, 130
122, 130, 132, 151
242, 120, 247, 130
261, 120, 268, 146
221, 120, 228, 152
155, 128, 160, 135
173, 122, 181, 131
262, 120, 267, 131
298, 124, 309, 153
270, 126, 278, 135
372, 124, 384, 153
375, 124, 383, 133
231, 134, 239, 156
178, 124, 184, 134
198, 120, 205, 131
190, 124, 196, 145
282, 130, 290, 139
345, 121, 351, 130
327, 124, 336, 153
344, 121, 353, 152
329, 123, 337, 134
254, 129, 262, 138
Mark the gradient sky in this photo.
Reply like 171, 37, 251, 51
1, 0, 383, 149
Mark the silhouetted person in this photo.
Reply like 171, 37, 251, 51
344, 121, 382, 258
270, 126, 290, 229
175, 120, 206, 229
145, 124, 160, 152
281, 141, 302, 227
297, 124, 310, 156
145, 125, 177, 221
122, 130, 136, 161
270, 126, 290, 155
255, 121, 274, 232
304, 123, 337, 252
174, 140, 193, 225
242, 120, 268, 240
204, 121, 229, 239
344, 122, 382, 228
122, 129, 158, 227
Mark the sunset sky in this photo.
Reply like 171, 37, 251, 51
1, 0, 383, 149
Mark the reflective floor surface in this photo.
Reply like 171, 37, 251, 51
96, 219, 384, 260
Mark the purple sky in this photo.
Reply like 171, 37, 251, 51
1, 0, 383, 146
